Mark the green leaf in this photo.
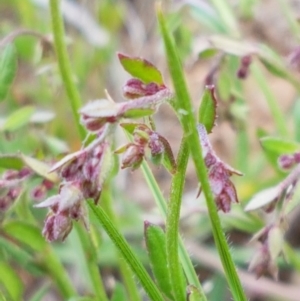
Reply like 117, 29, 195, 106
144, 222, 174, 300
198, 86, 217, 133
0, 261, 24, 301
188, 5, 226, 33
2, 106, 35, 132
87, 201, 165, 301
187, 285, 206, 301
0, 154, 24, 170
0, 44, 17, 101
21, 154, 59, 182
0, 237, 42, 275
2, 221, 47, 252
260, 137, 300, 156
123, 108, 155, 119
120, 122, 139, 134
118, 53, 164, 85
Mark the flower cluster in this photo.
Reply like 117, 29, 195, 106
36, 55, 174, 241
197, 123, 242, 212
116, 123, 175, 172
36, 139, 113, 241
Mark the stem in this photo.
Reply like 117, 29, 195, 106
101, 187, 141, 301
43, 248, 77, 299
49, 0, 85, 139
74, 223, 109, 301
157, 6, 247, 301
88, 201, 165, 301
141, 161, 204, 292
166, 138, 189, 301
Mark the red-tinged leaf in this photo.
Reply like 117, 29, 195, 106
118, 53, 164, 85
198, 85, 217, 133
158, 134, 177, 174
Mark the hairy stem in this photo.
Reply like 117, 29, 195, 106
49, 0, 85, 139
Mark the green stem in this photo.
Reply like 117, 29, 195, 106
74, 224, 109, 301
43, 248, 77, 299
157, 7, 247, 301
251, 63, 289, 137
88, 201, 165, 301
101, 188, 141, 301
49, 0, 85, 139
166, 138, 189, 301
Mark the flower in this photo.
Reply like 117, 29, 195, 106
36, 182, 89, 242
197, 123, 242, 212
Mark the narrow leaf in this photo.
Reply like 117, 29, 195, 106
2, 106, 35, 132
2, 221, 48, 252
120, 122, 139, 134
111, 282, 127, 301
21, 154, 59, 183
0, 261, 24, 301
118, 53, 164, 85
198, 85, 217, 133
0, 44, 17, 101
144, 222, 174, 300
0, 154, 24, 170
260, 137, 300, 155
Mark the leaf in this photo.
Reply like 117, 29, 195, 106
0, 44, 17, 101
2, 221, 47, 252
198, 85, 217, 133
2, 106, 35, 132
244, 186, 280, 211
0, 261, 24, 301
260, 137, 300, 156
0, 154, 24, 170
21, 154, 59, 183
159, 135, 177, 174
30, 110, 55, 124
118, 53, 164, 85
268, 227, 283, 261
120, 122, 139, 134
123, 108, 155, 119
144, 222, 174, 300
207, 35, 257, 57
187, 285, 206, 301
189, 4, 226, 33
0, 237, 42, 275
258, 45, 297, 85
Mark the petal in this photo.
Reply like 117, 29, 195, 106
34, 194, 60, 208
80, 99, 118, 118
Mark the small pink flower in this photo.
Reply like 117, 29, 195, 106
42, 212, 73, 242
